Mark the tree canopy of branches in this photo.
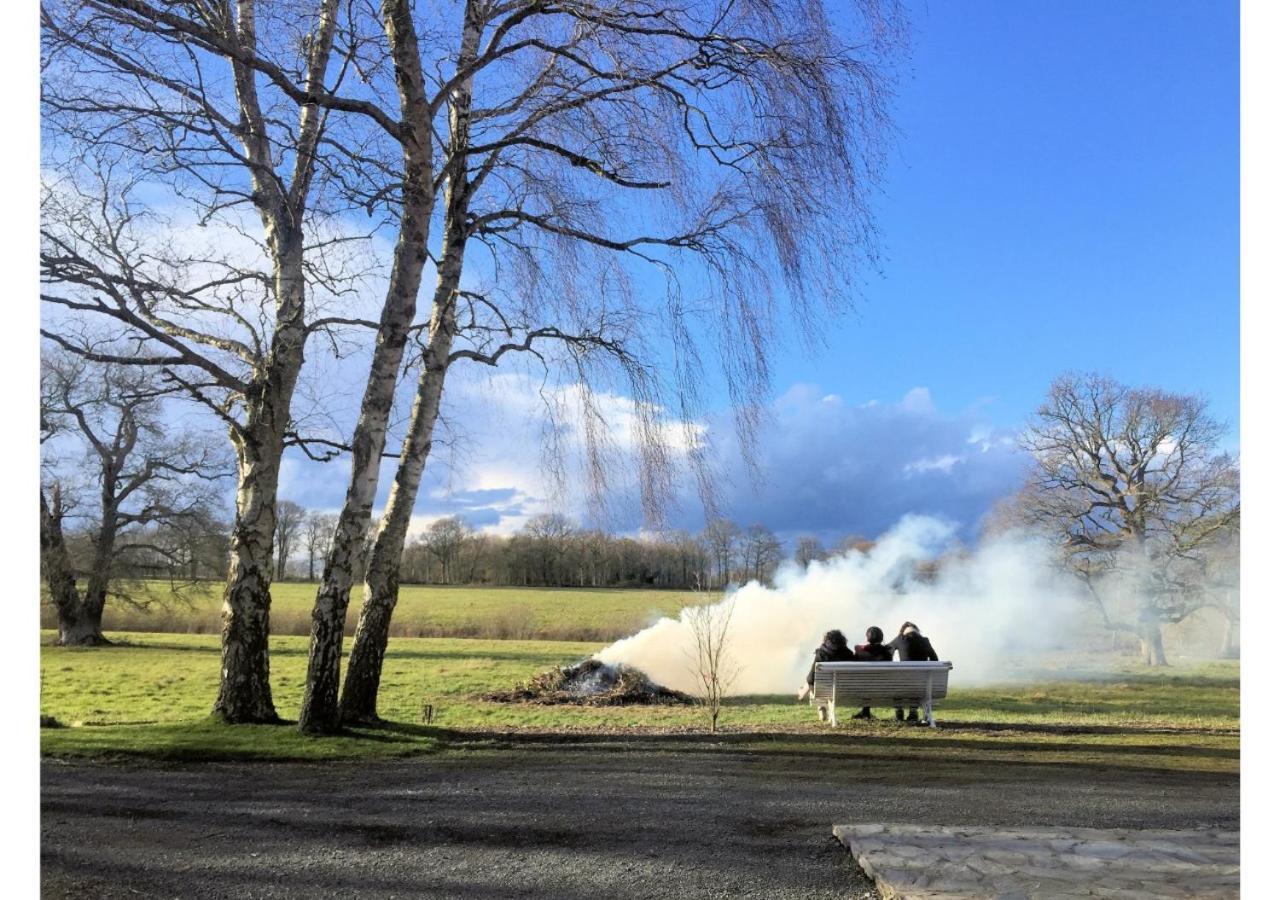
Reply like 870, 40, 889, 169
41, 0, 365, 721
420, 516, 474, 585
335, 0, 906, 727
1013, 373, 1240, 665
41, 0, 906, 729
40, 351, 229, 644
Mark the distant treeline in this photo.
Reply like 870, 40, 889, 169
55, 508, 874, 592
401, 513, 876, 590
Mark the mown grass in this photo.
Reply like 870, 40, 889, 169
39, 582, 697, 642
40, 631, 1239, 772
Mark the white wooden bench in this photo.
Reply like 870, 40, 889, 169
811, 661, 953, 728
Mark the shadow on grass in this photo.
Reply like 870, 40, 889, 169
424, 727, 1239, 780
722, 690, 1237, 725
41, 716, 1239, 780
431, 725, 1236, 755
45, 638, 596, 667
40, 716, 445, 762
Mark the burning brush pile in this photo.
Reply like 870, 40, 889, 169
483, 658, 693, 706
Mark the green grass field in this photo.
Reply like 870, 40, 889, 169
40, 631, 1239, 772
39, 582, 698, 642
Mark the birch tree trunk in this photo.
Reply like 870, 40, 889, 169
213, 239, 308, 723
340, 300, 455, 723
336, 0, 482, 723
297, 0, 437, 734
214, 0, 338, 723
214, 428, 285, 722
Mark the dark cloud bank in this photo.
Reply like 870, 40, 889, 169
278, 382, 1028, 544
679, 384, 1027, 544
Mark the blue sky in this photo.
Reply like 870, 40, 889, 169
774, 0, 1240, 437
276, 1, 1239, 544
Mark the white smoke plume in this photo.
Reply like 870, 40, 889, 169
596, 515, 1084, 694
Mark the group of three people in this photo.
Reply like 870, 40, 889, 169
800, 621, 939, 723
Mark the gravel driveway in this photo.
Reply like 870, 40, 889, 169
41, 734, 1238, 899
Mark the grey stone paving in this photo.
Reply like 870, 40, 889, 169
833, 823, 1239, 899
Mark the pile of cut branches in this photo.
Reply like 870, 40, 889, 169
483, 659, 692, 706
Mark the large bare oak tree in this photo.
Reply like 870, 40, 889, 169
40, 351, 228, 645
1014, 373, 1239, 665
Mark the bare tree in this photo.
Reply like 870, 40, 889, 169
41, 0, 360, 721
1015, 373, 1240, 665
686, 596, 739, 733
522, 513, 578, 586
273, 501, 307, 581
332, 0, 906, 724
40, 351, 228, 644
422, 517, 473, 584
740, 523, 783, 584
702, 519, 742, 589
303, 512, 337, 582
793, 535, 827, 569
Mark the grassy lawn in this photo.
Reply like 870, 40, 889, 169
39, 583, 697, 642
40, 631, 1239, 772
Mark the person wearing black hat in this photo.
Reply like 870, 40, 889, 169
887, 621, 939, 724
850, 626, 893, 719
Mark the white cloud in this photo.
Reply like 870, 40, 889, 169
903, 453, 963, 475
900, 386, 935, 414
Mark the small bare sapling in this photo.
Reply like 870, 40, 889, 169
686, 595, 741, 733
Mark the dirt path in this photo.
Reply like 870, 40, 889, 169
41, 736, 1238, 899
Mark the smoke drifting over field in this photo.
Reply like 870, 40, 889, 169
596, 515, 1084, 694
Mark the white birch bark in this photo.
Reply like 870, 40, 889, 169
297, 0, 447, 732
213, 0, 337, 722
337, 1, 483, 723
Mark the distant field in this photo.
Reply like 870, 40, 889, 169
39, 582, 699, 642
40, 631, 1240, 768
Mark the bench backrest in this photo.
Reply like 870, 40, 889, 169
812, 661, 953, 704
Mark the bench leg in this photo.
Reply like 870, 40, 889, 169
829, 699, 838, 728
925, 673, 937, 728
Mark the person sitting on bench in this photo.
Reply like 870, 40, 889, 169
798, 629, 856, 716
888, 621, 939, 724
850, 626, 894, 719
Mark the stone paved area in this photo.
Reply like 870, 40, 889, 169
833, 824, 1239, 899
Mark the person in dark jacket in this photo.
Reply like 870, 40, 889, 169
887, 621, 939, 723
803, 629, 856, 689
800, 629, 856, 720
850, 626, 893, 719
